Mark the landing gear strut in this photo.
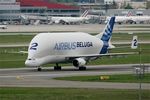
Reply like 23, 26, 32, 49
54, 63, 61, 70
37, 67, 42, 71
79, 66, 86, 70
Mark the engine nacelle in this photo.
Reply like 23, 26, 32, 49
72, 58, 86, 67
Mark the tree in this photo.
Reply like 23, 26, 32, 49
124, 3, 133, 9
110, 1, 118, 9
146, 1, 150, 9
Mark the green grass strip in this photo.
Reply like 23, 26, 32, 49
55, 74, 150, 83
0, 87, 150, 100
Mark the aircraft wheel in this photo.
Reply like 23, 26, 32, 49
37, 67, 42, 71
79, 66, 86, 70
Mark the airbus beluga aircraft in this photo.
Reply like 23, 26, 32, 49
25, 17, 137, 71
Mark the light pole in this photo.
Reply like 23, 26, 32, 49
105, 2, 109, 13
138, 44, 143, 100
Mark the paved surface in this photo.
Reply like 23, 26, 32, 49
0, 24, 150, 33
0, 64, 150, 89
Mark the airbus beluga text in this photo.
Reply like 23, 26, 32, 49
25, 17, 136, 71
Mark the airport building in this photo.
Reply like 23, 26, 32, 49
0, 0, 149, 24
0, 0, 20, 21
0, 0, 80, 22
19, 0, 79, 17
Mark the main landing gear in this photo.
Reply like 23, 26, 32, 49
79, 66, 86, 70
37, 67, 42, 71
54, 63, 62, 70
37, 64, 86, 71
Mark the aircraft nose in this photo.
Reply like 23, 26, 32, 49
25, 58, 37, 67
25, 59, 32, 67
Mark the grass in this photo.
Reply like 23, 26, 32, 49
55, 73, 150, 83
0, 44, 150, 68
0, 35, 34, 44
0, 87, 149, 100
112, 33, 150, 41
0, 47, 27, 68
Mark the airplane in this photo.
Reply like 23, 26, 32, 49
0, 25, 7, 29
105, 11, 133, 24
106, 11, 150, 24
124, 10, 150, 24
25, 17, 138, 71
50, 10, 90, 25
105, 15, 132, 24
128, 16, 150, 24
20, 14, 51, 25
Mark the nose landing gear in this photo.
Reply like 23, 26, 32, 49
54, 63, 62, 70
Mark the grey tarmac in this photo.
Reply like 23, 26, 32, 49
0, 24, 150, 33
0, 64, 150, 89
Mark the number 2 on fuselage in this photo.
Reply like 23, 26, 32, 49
30, 43, 38, 50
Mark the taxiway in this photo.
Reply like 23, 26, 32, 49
0, 64, 149, 89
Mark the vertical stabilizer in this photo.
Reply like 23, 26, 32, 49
96, 17, 115, 42
126, 10, 133, 17
97, 17, 115, 54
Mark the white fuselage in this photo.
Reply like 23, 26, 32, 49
0, 25, 7, 29
106, 16, 130, 23
106, 16, 150, 23
51, 16, 89, 24
129, 16, 150, 22
25, 32, 103, 67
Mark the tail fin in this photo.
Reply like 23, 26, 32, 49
96, 17, 115, 42
131, 36, 138, 49
80, 10, 89, 17
126, 10, 133, 17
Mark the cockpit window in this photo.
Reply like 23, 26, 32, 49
28, 58, 35, 60
28, 58, 32, 60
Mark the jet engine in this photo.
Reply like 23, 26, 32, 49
73, 58, 86, 67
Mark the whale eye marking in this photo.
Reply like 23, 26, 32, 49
30, 43, 38, 50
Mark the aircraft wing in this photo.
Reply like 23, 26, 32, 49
8, 51, 28, 54
66, 52, 139, 59
19, 51, 28, 54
